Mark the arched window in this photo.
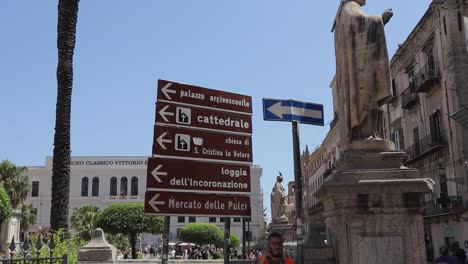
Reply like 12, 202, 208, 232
110, 177, 117, 196
81, 177, 89, 196
92, 177, 99, 196
120, 177, 128, 196
131, 177, 138, 196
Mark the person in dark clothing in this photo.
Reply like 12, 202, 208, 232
434, 246, 455, 264
454, 248, 467, 264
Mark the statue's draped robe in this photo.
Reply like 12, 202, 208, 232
334, 1, 392, 145
271, 182, 287, 220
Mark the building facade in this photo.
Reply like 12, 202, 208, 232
25, 156, 263, 247
383, 0, 468, 259
301, 121, 340, 246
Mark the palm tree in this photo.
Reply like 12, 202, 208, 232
21, 203, 38, 233
70, 206, 100, 241
50, 0, 80, 231
0, 160, 30, 209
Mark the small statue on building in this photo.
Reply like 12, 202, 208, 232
270, 173, 288, 223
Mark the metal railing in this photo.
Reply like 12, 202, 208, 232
0, 234, 67, 264
424, 195, 465, 216
414, 60, 440, 93
401, 83, 418, 109
404, 132, 447, 162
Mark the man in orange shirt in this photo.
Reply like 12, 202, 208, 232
258, 232, 295, 264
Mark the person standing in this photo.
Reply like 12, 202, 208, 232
258, 232, 294, 264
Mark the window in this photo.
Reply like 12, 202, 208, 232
209, 217, 216, 222
131, 177, 138, 196
392, 128, 405, 150
220, 217, 225, 222
178, 216, 185, 223
81, 177, 89, 196
120, 177, 128, 196
110, 177, 117, 196
92, 177, 99, 196
391, 78, 397, 96
189, 217, 196, 222
413, 127, 420, 155
430, 110, 442, 144
233, 218, 241, 222
31, 181, 39, 197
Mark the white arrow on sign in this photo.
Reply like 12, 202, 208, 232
267, 102, 322, 119
161, 83, 176, 100
149, 194, 165, 212
159, 105, 174, 122
151, 164, 167, 183
156, 132, 172, 150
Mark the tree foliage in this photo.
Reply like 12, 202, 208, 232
106, 233, 130, 251
179, 223, 223, 246
0, 160, 30, 209
0, 184, 12, 223
70, 205, 100, 241
96, 202, 163, 259
29, 229, 85, 264
229, 233, 241, 248
21, 203, 37, 232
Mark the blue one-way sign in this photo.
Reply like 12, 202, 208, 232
263, 98, 324, 126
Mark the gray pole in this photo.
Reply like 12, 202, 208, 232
162, 216, 170, 264
224, 217, 231, 264
247, 219, 250, 256
292, 122, 303, 264
242, 218, 247, 259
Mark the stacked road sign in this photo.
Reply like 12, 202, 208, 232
145, 80, 253, 217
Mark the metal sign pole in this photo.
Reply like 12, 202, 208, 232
224, 217, 231, 264
242, 218, 247, 259
292, 122, 303, 264
162, 216, 170, 264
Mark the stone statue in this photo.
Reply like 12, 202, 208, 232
262, 212, 269, 233
270, 173, 288, 223
333, 0, 394, 150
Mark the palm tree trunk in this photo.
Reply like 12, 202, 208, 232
50, 0, 79, 231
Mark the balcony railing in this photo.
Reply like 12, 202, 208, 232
404, 132, 447, 163
401, 83, 418, 109
323, 168, 333, 179
105, 195, 143, 201
414, 61, 440, 93
424, 195, 466, 217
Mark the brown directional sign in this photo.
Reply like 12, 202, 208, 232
155, 101, 252, 134
153, 125, 252, 164
157, 79, 252, 114
145, 190, 251, 217
146, 80, 253, 217
146, 158, 251, 193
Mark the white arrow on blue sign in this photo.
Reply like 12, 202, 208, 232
263, 98, 324, 126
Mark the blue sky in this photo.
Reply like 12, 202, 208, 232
1, 0, 432, 217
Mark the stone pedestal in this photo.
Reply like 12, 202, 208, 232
0, 209, 21, 247
268, 223, 294, 242
316, 150, 434, 264
78, 228, 116, 264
